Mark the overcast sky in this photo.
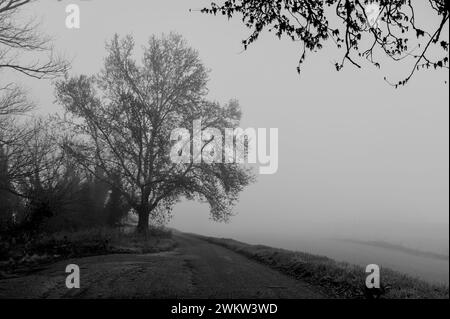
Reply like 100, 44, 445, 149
12, 0, 449, 253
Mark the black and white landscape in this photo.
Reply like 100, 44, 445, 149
0, 0, 448, 300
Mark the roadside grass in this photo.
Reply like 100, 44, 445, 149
198, 235, 449, 299
0, 226, 175, 278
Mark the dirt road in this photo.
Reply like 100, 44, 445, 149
0, 232, 325, 298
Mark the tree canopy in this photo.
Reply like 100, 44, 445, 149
56, 33, 254, 234
201, 0, 449, 87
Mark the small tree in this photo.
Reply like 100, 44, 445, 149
56, 33, 254, 234
6, 119, 77, 231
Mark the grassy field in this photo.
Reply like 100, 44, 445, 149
197, 235, 449, 299
0, 227, 176, 278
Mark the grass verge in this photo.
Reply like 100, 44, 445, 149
0, 226, 176, 278
197, 235, 448, 299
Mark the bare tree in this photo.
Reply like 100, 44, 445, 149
0, 117, 82, 232
0, 84, 32, 138
56, 34, 254, 234
0, 0, 68, 78
0, 0, 69, 143
1, 118, 67, 197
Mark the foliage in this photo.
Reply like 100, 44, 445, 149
201, 0, 449, 86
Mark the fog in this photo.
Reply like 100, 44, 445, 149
16, 0, 449, 284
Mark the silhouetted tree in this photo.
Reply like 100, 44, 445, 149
56, 33, 254, 234
105, 173, 130, 226
201, 0, 449, 86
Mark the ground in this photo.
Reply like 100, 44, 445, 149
0, 231, 325, 299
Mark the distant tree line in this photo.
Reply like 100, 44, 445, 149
0, 118, 131, 234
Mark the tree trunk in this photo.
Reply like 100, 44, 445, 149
136, 207, 150, 236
